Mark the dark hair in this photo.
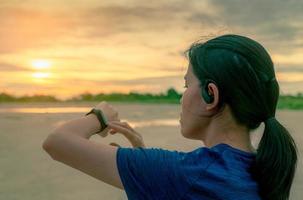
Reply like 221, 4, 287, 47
185, 34, 298, 200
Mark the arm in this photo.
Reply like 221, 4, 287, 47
42, 102, 124, 189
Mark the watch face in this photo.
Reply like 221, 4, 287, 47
99, 110, 108, 124
92, 109, 107, 131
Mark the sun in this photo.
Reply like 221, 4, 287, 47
31, 59, 52, 70
32, 72, 50, 79
31, 59, 52, 80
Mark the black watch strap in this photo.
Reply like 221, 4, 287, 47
85, 108, 108, 133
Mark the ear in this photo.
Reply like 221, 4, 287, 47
205, 82, 219, 110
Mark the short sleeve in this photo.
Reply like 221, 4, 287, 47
116, 147, 189, 200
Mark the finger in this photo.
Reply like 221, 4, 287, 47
108, 123, 131, 134
107, 123, 135, 140
109, 142, 121, 147
109, 121, 139, 137
110, 121, 135, 131
122, 122, 133, 130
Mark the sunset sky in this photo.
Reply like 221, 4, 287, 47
1, 0, 303, 100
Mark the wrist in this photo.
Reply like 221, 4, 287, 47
84, 114, 103, 136
85, 108, 108, 132
53, 115, 101, 139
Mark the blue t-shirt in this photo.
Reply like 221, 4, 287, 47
116, 143, 261, 200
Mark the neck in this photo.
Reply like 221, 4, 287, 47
204, 129, 254, 153
201, 114, 254, 153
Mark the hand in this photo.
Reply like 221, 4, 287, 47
94, 101, 120, 137
95, 101, 120, 122
107, 121, 146, 148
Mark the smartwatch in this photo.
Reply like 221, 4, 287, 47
85, 108, 108, 133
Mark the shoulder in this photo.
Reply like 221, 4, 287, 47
116, 146, 220, 177
117, 146, 219, 166
199, 143, 257, 179
116, 146, 220, 198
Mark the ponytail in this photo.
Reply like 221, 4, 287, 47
252, 117, 298, 200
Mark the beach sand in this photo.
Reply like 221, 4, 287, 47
0, 102, 302, 199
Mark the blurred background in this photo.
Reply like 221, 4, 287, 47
1, 0, 303, 99
0, 0, 302, 199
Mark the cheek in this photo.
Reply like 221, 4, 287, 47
181, 87, 208, 138
181, 86, 205, 115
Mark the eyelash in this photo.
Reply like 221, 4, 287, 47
183, 85, 188, 88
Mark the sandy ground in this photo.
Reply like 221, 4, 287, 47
0, 102, 302, 199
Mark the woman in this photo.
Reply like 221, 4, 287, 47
43, 34, 297, 200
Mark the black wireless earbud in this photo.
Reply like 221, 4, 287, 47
201, 79, 216, 104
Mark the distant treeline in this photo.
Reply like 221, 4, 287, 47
0, 88, 182, 104
1, 87, 303, 109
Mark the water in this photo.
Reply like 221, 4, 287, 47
0, 105, 180, 128
0, 106, 90, 113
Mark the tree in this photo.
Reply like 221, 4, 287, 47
166, 87, 181, 99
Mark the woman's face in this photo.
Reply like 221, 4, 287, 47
179, 63, 218, 140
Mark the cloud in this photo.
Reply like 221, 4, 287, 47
0, 7, 71, 53
1, 0, 303, 55
1, 74, 185, 99
0, 62, 32, 71
275, 64, 303, 73
0, 1, 220, 53
103, 75, 183, 86
210, 0, 303, 54
44, 74, 182, 86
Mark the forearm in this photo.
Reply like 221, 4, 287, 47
51, 114, 101, 139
